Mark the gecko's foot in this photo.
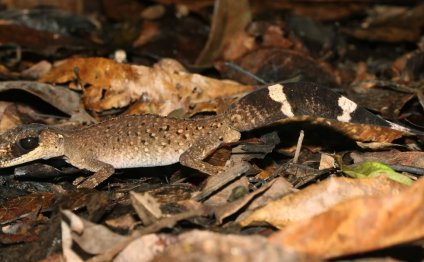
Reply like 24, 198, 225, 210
75, 177, 99, 189
75, 174, 108, 189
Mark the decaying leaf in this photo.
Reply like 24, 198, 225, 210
212, 180, 274, 224
104, 213, 137, 232
0, 81, 94, 123
235, 177, 295, 223
61, 212, 83, 262
0, 23, 86, 55
87, 209, 210, 261
153, 230, 305, 262
130, 191, 163, 225
341, 4, 424, 42
0, 7, 98, 37
0, 102, 29, 132
39, 57, 254, 115
249, 2, 367, 22
195, 0, 251, 67
319, 153, 335, 170
0, 192, 55, 225
61, 210, 126, 255
268, 177, 424, 259
347, 85, 415, 120
239, 176, 407, 228
272, 116, 410, 143
350, 150, 424, 168
393, 49, 424, 83
203, 176, 250, 207
222, 48, 338, 86
115, 233, 177, 262
193, 159, 251, 201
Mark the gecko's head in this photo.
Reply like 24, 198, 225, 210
0, 124, 65, 168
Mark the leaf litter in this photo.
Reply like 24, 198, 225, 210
0, 0, 423, 261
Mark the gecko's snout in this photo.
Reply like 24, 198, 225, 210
0, 124, 65, 168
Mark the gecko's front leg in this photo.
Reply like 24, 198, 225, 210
179, 126, 241, 175
67, 157, 115, 189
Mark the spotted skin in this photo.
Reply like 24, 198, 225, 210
0, 82, 418, 188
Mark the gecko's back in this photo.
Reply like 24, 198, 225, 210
64, 114, 223, 168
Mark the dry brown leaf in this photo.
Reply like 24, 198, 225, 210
194, 159, 251, 201
61, 210, 126, 256
347, 84, 415, 119
213, 180, 274, 224
0, 102, 26, 132
102, 0, 145, 22
39, 57, 254, 115
235, 177, 295, 222
203, 176, 250, 207
154, 0, 214, 12
393, 49, 424, 83
268, 177, 424, 259
0, 81, 86, 119
87, 209, 209, 261
0, 192, 55, 224
239, 176, 407, 228
0, 24, 84, 55
61, 212, 83, 262
115, 234, 177, 262
20, 60, 52, 79
0, 0, 88, 13
222, 48, 338, 86
341, 4, 424, 43
132, 20, 161, 47
319, 153, 335, 170
344, 26, 420, 43
250, 1, 367, 22
104, 213, 137, 231
152, 230, 305, 262
272, 116, 409, 143
195, 0, 251, 67
350, 150, 424, 169
130, 191, 163, 226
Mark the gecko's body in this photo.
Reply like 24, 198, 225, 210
0, 82, 416, 188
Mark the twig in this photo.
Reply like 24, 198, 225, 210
293, 130, 304, 164
223, 62, 267, 84
388, 164, 424, 176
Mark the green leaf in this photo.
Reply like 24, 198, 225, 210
338, 159, 414, 186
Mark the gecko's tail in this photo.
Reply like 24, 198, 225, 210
225, 82, 422, 135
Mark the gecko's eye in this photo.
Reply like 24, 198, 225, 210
17, 137, 39, 152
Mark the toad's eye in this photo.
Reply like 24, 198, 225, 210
17, 137, 39, 151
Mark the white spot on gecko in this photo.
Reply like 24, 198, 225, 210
268, 84, 294, 117
337, 96, 357, 122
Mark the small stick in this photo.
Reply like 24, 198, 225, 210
388, 164, 424, 176
293, 130, 304, 164
223, 62, 267, 84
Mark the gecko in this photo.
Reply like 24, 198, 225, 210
0, 82, 419, 188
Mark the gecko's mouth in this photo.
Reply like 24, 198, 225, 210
0, 155, 30, 167
0, 146, 42, 168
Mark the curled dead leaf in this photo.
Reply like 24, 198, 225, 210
239, 176, 407, 228
268, 177, 424, 259
40, 57, 254, 115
